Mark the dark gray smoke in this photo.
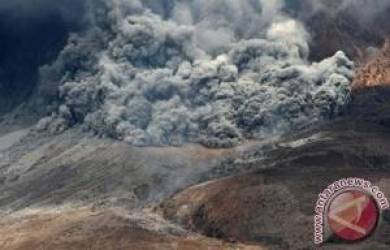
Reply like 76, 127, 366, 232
0, 0, 86, 113
311, 0, 390, 21
295, 0, 389, 61
285, 0, 390, 22
34, 0, 354, 147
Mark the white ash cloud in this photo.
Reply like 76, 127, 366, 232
36, 0, 354, 147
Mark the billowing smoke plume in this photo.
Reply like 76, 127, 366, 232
311, 0, 390, 20
36, 0, 354, 147
0, 0, 86, 113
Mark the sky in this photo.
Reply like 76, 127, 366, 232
0, 0, 85, 112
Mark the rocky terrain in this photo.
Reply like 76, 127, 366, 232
353, 40, 390, 88
1, 87, 390, 249
0, 207, 265, 250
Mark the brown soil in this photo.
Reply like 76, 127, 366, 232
0, 208, 265, 250
353, 40, 390, 89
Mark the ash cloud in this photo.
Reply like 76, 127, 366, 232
36, 0, 354, 147
0, 0, 86, 113
302, 0, 390, 24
